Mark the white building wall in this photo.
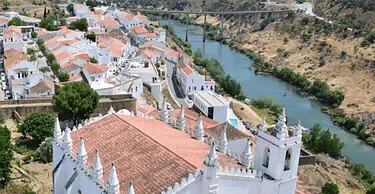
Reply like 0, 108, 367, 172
213, 106, 228, 123
4, 42, 25, 52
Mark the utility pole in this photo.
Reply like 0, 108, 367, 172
185, 13, 189, 42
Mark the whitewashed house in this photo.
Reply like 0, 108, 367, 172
192, 91, 229, 123
82, 62, 108, 83
130, 26, 148, 45
52, 107, 302, 194
176, 57, 215, 97
74, 4, 90, 18
3, 26, 25, 52
98, 17, 120, 32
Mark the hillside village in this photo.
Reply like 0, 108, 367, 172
0, 1, 373, 194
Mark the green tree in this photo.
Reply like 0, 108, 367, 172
69, 18, 88, 31
40, 14, 58, 31
58, 72, 70, 82
46, 53, 56, 64
8, 17, 24, 26
27, 48, 35, 55
86, 33, 96, 42
36, 38, 44, 47
30, 54, 37, 62
43, 6, 47, 18
301, 16, 310, 26
2, 0, 9, 10
89, 57, 97, 63
67, 3, 74, 15
35, 137, 53, 163
52, 82, 99, 123
0, 126, 13, 188
321, 182, 339, 194
50, 63, 60, 73
31, 31, 37, 39
367, 184, 375, 194
18, 112, 54, 144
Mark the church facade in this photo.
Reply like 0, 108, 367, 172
52, 101, 303, 194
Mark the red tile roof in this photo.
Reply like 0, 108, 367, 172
181, 64, 193, 75
98, 17, 120, 28
143, 32, 158, 38
55, 52, 73, 61
71, 114, 241, 194
83, 63, 108, 74
4, 49, 27, 71
166, 49, 179, 58
131, 26, 148, 35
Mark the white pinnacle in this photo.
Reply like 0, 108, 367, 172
127, 181, 135, 194
108, 163, 120, 194
241, 138, 252, 168
63, 126, 72, 152
193, 113, 204, 140
218, 124, 228, 153
204, 141, 219, 167
160, 97, 168, 122
259, 117, 267, 131
54, 117, 62, 141
108, 105, 115, 114
77, 137, 87, 166
92, 150, 103, 182
176, 106, 185, 130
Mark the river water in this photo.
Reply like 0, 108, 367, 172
159, 20, 375, 173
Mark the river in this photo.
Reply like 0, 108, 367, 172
159, 20, 375, 173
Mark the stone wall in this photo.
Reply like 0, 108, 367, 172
299, 148, 316, 166
0, 94, 137, 122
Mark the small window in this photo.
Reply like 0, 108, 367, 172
263, 148, 270, 168
201, 86, 204, 90
284, 149, 292, 171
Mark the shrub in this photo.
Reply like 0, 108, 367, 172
31, 31, 37, 39
301, 16, 310, 26
69, 18, 88, 31
0, 126, 13, 188
39, 67, 50, 73
35, 137, 53, 163
321, 182, 339, 194
251, 97, 283, 116
58, 72, 70, 82
367, 184, 375, 194
302, 124, 344, 158
283, 37, 289, 44
18, 112, 54, 144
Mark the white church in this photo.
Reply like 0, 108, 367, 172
52, 99, 303, 194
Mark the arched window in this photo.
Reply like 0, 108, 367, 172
262, 148, 270, 168
284, 148, 292, 171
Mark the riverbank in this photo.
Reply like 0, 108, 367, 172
165, 22, 367, 193
183, 13, 375, 148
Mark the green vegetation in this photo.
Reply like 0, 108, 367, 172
18, 112, 54, 144
52, 82, 99, 123
40, 14, 59, 31
251, 97, 283, 117
69, 18, 88, 32
89, 57, 98, 63
39, 67, 50, 73
302, 124, 344, 158
35, 137, 53, 163
27, 48, 35, 55
251, 55, 344, 107
0, 126, 13, 188
2, 0, 9, 10
351, 163, 375, 186
249, 104, 276, 124
169, 30, 192, 55
367, 184, 375, 194
67, 3, 74, 15
193, 49, 245, 100
8, 17, 24, 26
31, 31, 37, 39
86, 33, 96, 42
46, 53, 56, 64
58, 72, 70, 82
321, 182, 339, 194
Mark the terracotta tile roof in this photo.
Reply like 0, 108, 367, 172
83, 62, 108, 74
66, 17, 79, 22
143, 32, 158, 38
109, 46, 123, 57
166, 49, 179, 58
69, 73, 82, 82
55, 52, 73, 61
74, 3, 88, 11
206, 122, 249, 141
51, 43, 64, 53
35, 28, 48, 36
4, 49, 27, 71
136, 103, 156, 115
71, 114, 241, 194
139, 40, 166, 51
58, 26, 75, 35
119, 13, 133, 21
0, 16, 10, 24
181, 64, 193, 75
98, 17, 119, 28
61, 61, 81, 72
134, 14, 149, 23
75, 53, 90, 61
141, 49, 157, 59
131, 26, 148, 35
45, 36, 63, 48
3, 26, 22, 39
29, 79, 54, 94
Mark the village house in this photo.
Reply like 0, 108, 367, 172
98, 17, 120, 33
3, 26, 25, 52
0, 16, 10, 33
130, 26, 149, 45
74, 4, 90, 18
176, 57, 215, 97
192, 91, 229, 123
165, 48, 179, 63
82, 62, 108, 83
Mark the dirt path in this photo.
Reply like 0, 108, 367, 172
226, 97, 267, 126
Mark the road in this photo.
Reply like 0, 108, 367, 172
165, 60, 191, 108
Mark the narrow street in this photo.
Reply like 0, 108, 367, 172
165, 60, 191, 108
